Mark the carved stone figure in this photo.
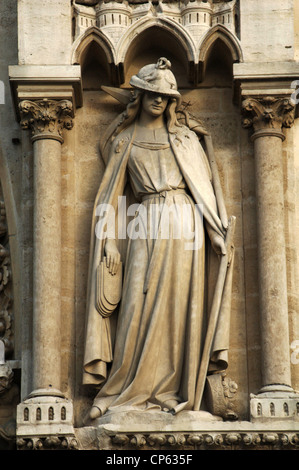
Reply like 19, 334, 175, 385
83, 58, 235, 420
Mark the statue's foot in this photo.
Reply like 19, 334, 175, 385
89, 406, 102, 420
162, 399, 178, 413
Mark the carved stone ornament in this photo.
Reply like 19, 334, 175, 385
98, 430, 299, 450
17, 435, 78, 451
241, 96, 295, 132
205, 373, 238, 420
19, 99, 73, 141
16, 398, 78, 451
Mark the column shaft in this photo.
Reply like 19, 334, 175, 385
19, 98, 73, 398
32, 137, 62, 393
253, 132, 291, 389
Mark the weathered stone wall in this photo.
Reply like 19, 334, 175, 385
18, 0, 73, 66
240, 0, 295, 62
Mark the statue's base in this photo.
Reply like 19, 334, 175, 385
94, 409, 222, 426
75, 409, 299, 450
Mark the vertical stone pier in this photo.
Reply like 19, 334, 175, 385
15, 99, 77, 449
242, 94, 299, 420
19, 99, 72, 398
8, 66, 82, 449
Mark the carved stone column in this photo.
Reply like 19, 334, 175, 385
242, 95, 299, 420
15, 99, 77, 449
19, 99, 72, 397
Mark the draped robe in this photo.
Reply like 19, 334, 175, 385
83, 121, 233, 415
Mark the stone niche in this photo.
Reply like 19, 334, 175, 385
71, 0, 248, 442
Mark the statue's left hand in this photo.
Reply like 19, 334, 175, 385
210, 234, 226, 256
105, 238, 121, 275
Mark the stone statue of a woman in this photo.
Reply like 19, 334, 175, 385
83, 58, 235, 420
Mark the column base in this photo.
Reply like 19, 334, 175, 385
27, 387, 65, 399
250, 386, 299, 422
16, 389, 78, 450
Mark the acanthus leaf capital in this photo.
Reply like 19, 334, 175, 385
19, 98, 73, 141
241, 96, 295, 132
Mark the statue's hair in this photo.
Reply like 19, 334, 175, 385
165, 97, 182, 134
112, 90, 182, 139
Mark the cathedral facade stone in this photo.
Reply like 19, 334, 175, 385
0, 0, 299, 451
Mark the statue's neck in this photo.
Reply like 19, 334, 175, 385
138, 111, 165, 130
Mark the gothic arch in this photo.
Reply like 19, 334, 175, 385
71, 26, 121, 86
116, 16, 196, 64
71, 26, 116, 66
116, 16, 197, 86
198, 24, 243, 81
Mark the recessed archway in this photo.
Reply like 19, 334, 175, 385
71, 27, 117, 88
81, 41, 112, 89
117, 18, 197, 88
198, 24, 243, 83
201, 38, 234, 87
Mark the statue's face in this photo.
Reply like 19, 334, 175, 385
141, 92, 169, 117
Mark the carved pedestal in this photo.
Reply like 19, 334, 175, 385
75, 414, 299, 450
250, 391, 299, 422
17, 396, 77, 450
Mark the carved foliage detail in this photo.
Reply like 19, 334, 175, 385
19, 99, 73, 139
241, 96, 295, 132
109, 431, 299, 450
17, 436, 78, 451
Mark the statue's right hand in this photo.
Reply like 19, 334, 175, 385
105, 238, 121, 275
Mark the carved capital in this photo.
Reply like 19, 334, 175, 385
241, 96, 295, 134
19, 99, 73, 142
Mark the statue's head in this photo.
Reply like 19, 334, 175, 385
130, 58, 181, 100
106, 58, 182, 143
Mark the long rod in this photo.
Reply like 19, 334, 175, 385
194, 215, 236, 411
